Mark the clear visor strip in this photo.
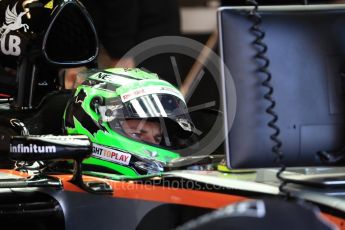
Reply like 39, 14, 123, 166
121, 85, 185, 103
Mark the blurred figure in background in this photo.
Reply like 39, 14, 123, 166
64, 0, 180, 88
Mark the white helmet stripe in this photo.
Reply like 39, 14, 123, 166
153, 94, 168, 117
130, 99, 147, 117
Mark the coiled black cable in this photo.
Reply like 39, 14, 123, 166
247, 0, 283, 163
246, 0, 288, 194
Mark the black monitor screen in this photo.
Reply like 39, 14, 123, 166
219, 5, 345, 168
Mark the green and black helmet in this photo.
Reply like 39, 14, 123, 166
63, 68, 195, 176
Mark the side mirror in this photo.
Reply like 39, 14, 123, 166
0, 0, 98, 68
42, 1, 98, 66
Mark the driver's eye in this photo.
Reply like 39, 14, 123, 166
130, 132, 141, 139
155, 136, 162, 144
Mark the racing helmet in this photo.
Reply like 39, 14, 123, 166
64, 68, 195, 176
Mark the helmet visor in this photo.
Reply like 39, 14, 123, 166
98, 92, 195, 148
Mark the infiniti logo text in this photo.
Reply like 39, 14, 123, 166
10, 144, 56, 153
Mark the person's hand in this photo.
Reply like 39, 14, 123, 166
63, 66, 87, 89
98, 45, 135, 69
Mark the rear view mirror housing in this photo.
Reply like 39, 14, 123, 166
42, 0, 99, 66
0, 0, 98, 69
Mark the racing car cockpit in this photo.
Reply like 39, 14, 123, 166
0, 1, 345, 230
